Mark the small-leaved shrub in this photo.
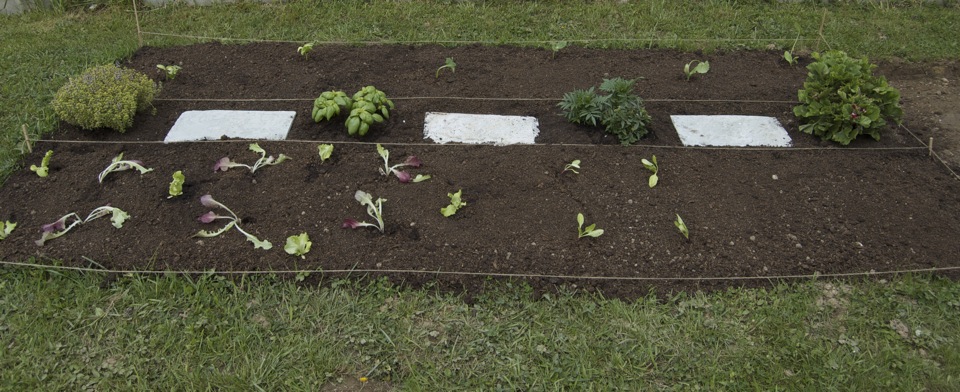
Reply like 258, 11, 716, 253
558, 78, 652, 145
793, 50, 903, 145
52, 64, 160, 133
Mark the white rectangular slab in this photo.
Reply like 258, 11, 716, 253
164, 110, 296, 142
424, 112, 539, 145
671, 115, 792, 147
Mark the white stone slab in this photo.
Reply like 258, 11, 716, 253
164, 110, 296, 142
424, 112, 539, 145
671, 115, 792, 147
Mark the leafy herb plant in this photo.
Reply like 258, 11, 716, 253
312, 91, 351, 122
436, 57, 456, 78
318, 144, 334, 162
98, 153, 153, 183
641, 155, 658, 188
168, 170, 185, 198
577, 213, 604, 239
558, 77, 652, 145
674, 214, 689, 240
343, 190, 385, 233
377, 144, 427, 183
30, 150, 53, 178
35, 205, 129, 246
683, 60, 710, 81
346, 86, 395, 137
793, 50, 903, 145
156, 64, 181, 80
297, 42, 314, 59
214, 143, 290, 174
0, 220, 16, 240
194, 195, 272, 250
562, 159, 581, 175
51, 64, 159, 133
284, 233, 312, 258
440, 190, 466, 217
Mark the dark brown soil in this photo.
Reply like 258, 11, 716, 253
1, 43, 958, 299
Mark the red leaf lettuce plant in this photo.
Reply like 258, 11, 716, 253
214, 143, 290, 174
35, 205, 130, 246
98, 153, 153, 183
377, 144, 429, 183
342, 190, 385, 233
194, 194, 272, 250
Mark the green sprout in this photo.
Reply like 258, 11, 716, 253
157, 64, 181, 80
550, 41, 568, 59
298, 42, 314, 59
562, 159, 581, 174
318, 144, 334, 162
641, 155, 658, 188
683, 60, 710, 81
784, 51, 798, 66
168, 170, 184, 199
284, 232, 312, 259
577, 213, 603, 239
30, 150, 53, 178
440, 190, 466, 217
436, 57, 456, 78
0, 220, 15, 240
674, 214, 689, 240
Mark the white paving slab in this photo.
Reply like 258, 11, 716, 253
671, 115, 792, 147
424, 112, 539, 145
164, 110, 296, 142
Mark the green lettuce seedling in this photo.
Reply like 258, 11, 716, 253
214, 143, 290, 174
577, 213, 603, 239
784, 51, 798, 66
550, 41, 568, 59
168, 170, 185, 198
342, 190, 385, 233
35, 205, 129, 246
157, 64, 181, 80
412, 174, 431, 183
562, 159, 581, 174
440, 190, 466, 217
436, 57, 456, 78
195, 194, 272, 250
284, 232, 312, 259
641, 155, 658, 188
683, 60, 710, 81
0, 220, 16, 240
98, 153, 153, 184
297, 42, 314, 59
30, 150, 53, 178
675, 214, 689, 239
318, 144, 334, 162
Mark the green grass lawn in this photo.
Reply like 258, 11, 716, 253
1, 1, 959, 389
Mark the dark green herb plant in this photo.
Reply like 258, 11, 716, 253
436, 57, 456, 78
558, 77, 652, 145
312, 91, 351, 122
51, 64, 160, 133
312, 87, 394, 137
793, 50, 903, 145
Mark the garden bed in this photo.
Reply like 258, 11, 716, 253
1, 43, 958, 298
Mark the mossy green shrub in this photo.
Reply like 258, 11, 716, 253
52, 64, 160, 133
558, 77, 652, 146
793, 50, 903, 145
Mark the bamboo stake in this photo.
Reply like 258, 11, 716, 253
132, 0, 143, 47
815, 9, 827, 51
21, 124, 31, 153
929, 137, 934, 157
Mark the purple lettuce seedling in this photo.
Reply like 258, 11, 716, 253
0, 220, 16, 240
35, 205, 129, 246
194, 194, 272, 250
98, 153, 153, 183
213, 143, 290, 174
376, 144, 427, 183
342, 190, 385, 233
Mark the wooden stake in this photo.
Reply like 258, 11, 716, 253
815, 9, 827, 51
21, 124, 31, 154
929, 137, 934, 157
132, 0, 143, 48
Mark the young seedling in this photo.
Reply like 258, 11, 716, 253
550, 41, 568, 59
641, 155, 658, 188
376, 144, 426, 183
214, 143, 290, 174
35, 205, 129, 246
194, 194, 272, 250
284, 232, 312, 259
157, 64, 181, 80
297, 42, 315, 59
318, 144, 334, 162
784, 51, 798, 66
168, 170, 185, 199
436, 57, 456, 78
440, 190, 466, 217
683, 60, 710, 81
577, 213, 604, 239
412, 174, 431, 183
562, 159, 581, 175
342, 190, 385, 233
674, 214, 690, 240
30, 150, 53, 178
0, 220, 16, 240
98, 153, 153, 184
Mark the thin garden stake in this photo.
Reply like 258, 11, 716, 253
815, 9, 827, 51
929, 137, 934, 157
132, 0, 143, 47
21, 124, 31, 153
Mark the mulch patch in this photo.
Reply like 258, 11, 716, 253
1, 43, 958, 299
